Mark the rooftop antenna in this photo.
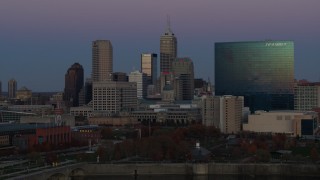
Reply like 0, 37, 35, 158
166, 14, 172, 34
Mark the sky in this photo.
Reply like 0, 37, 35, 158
0, 0, 319, 92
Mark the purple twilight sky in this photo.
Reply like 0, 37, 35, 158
0, 0, 319, 92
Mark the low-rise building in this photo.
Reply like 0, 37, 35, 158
243, 111, 318, 137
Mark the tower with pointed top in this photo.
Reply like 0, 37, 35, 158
160, 17, 177, 94
160, 17, 177, 73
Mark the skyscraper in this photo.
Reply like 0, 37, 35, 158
172, 57, 194, 100
141, 53, 157, 85
8, 79, 17, 99
215, 40, 294, 112
160, 19, 177, 73
64, 63, 84, 107
92, 40, 113, 82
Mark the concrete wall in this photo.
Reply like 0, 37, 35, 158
84, 163, 320, 177
17, 163, 320, 179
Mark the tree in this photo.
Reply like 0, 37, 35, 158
310, 147, 319, 162
101, 127, 113, 139
256, 149, 271, 162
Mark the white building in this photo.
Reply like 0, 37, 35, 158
129, 71, 148, 99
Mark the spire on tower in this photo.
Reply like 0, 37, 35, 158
165, 15, 173, 35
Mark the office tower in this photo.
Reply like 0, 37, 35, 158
141, 53, 157, 85
92, 81, 137, 114
294, 81, 320, 111
92, 40, 113, 82
214, 95, 244, 134
160, 18, 177, 93
64, 63, 84, 107
8, 79, 17, 99
112, 72, 128, 82
172, 57, 194, 100
215, 41, 294, 112
129, 71, 148, 99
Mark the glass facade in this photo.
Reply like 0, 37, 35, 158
215, 41, 294, 112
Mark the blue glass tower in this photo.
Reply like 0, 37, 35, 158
215, 41, 294, 112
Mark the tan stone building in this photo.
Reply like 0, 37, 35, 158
16, 86, 32, 101
214, 95, 244, 134
243, 111, 318, 137
92, 40, 113, 82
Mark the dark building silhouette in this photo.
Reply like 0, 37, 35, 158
84, 78, 93, 104
64, 63, 84, 107
112, 72, 128, 82
215, 41, 294, 112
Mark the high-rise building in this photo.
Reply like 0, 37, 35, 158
8, 79, 17, 99
92, 81, 137, 114
160, 22, 177, 73
294, 81, 320, 111
214, 95, 244, 134
215, 41, 294, 112
92, 40, 113, 82
129, 71, 148, 99
64, 63, 84, 107
172, 58, 194, 100
141, 53, 157, 85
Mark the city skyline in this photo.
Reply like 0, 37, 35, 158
0, 0, 319, 91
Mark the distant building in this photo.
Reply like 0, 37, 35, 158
64, 63, 84, 107
112, 72, 128, 82
16, 86, 32, 102
294, 81, 320, 111
129, 71, 148, 99
141, 53, 157, 85
92, 40, 113, 82
214, 95, 244, 134
160, 20, 177, 73
160, 19, 177, 93
243, 111, 318, 137
132, 103, 201, 125
193, 95, 214, 126
8, 79, 17, 99
70, 106, 93, 119
161, 81, 175, 103
172, 57, 194, 100
92, 81, 137, 114
215, 41, 294, 112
